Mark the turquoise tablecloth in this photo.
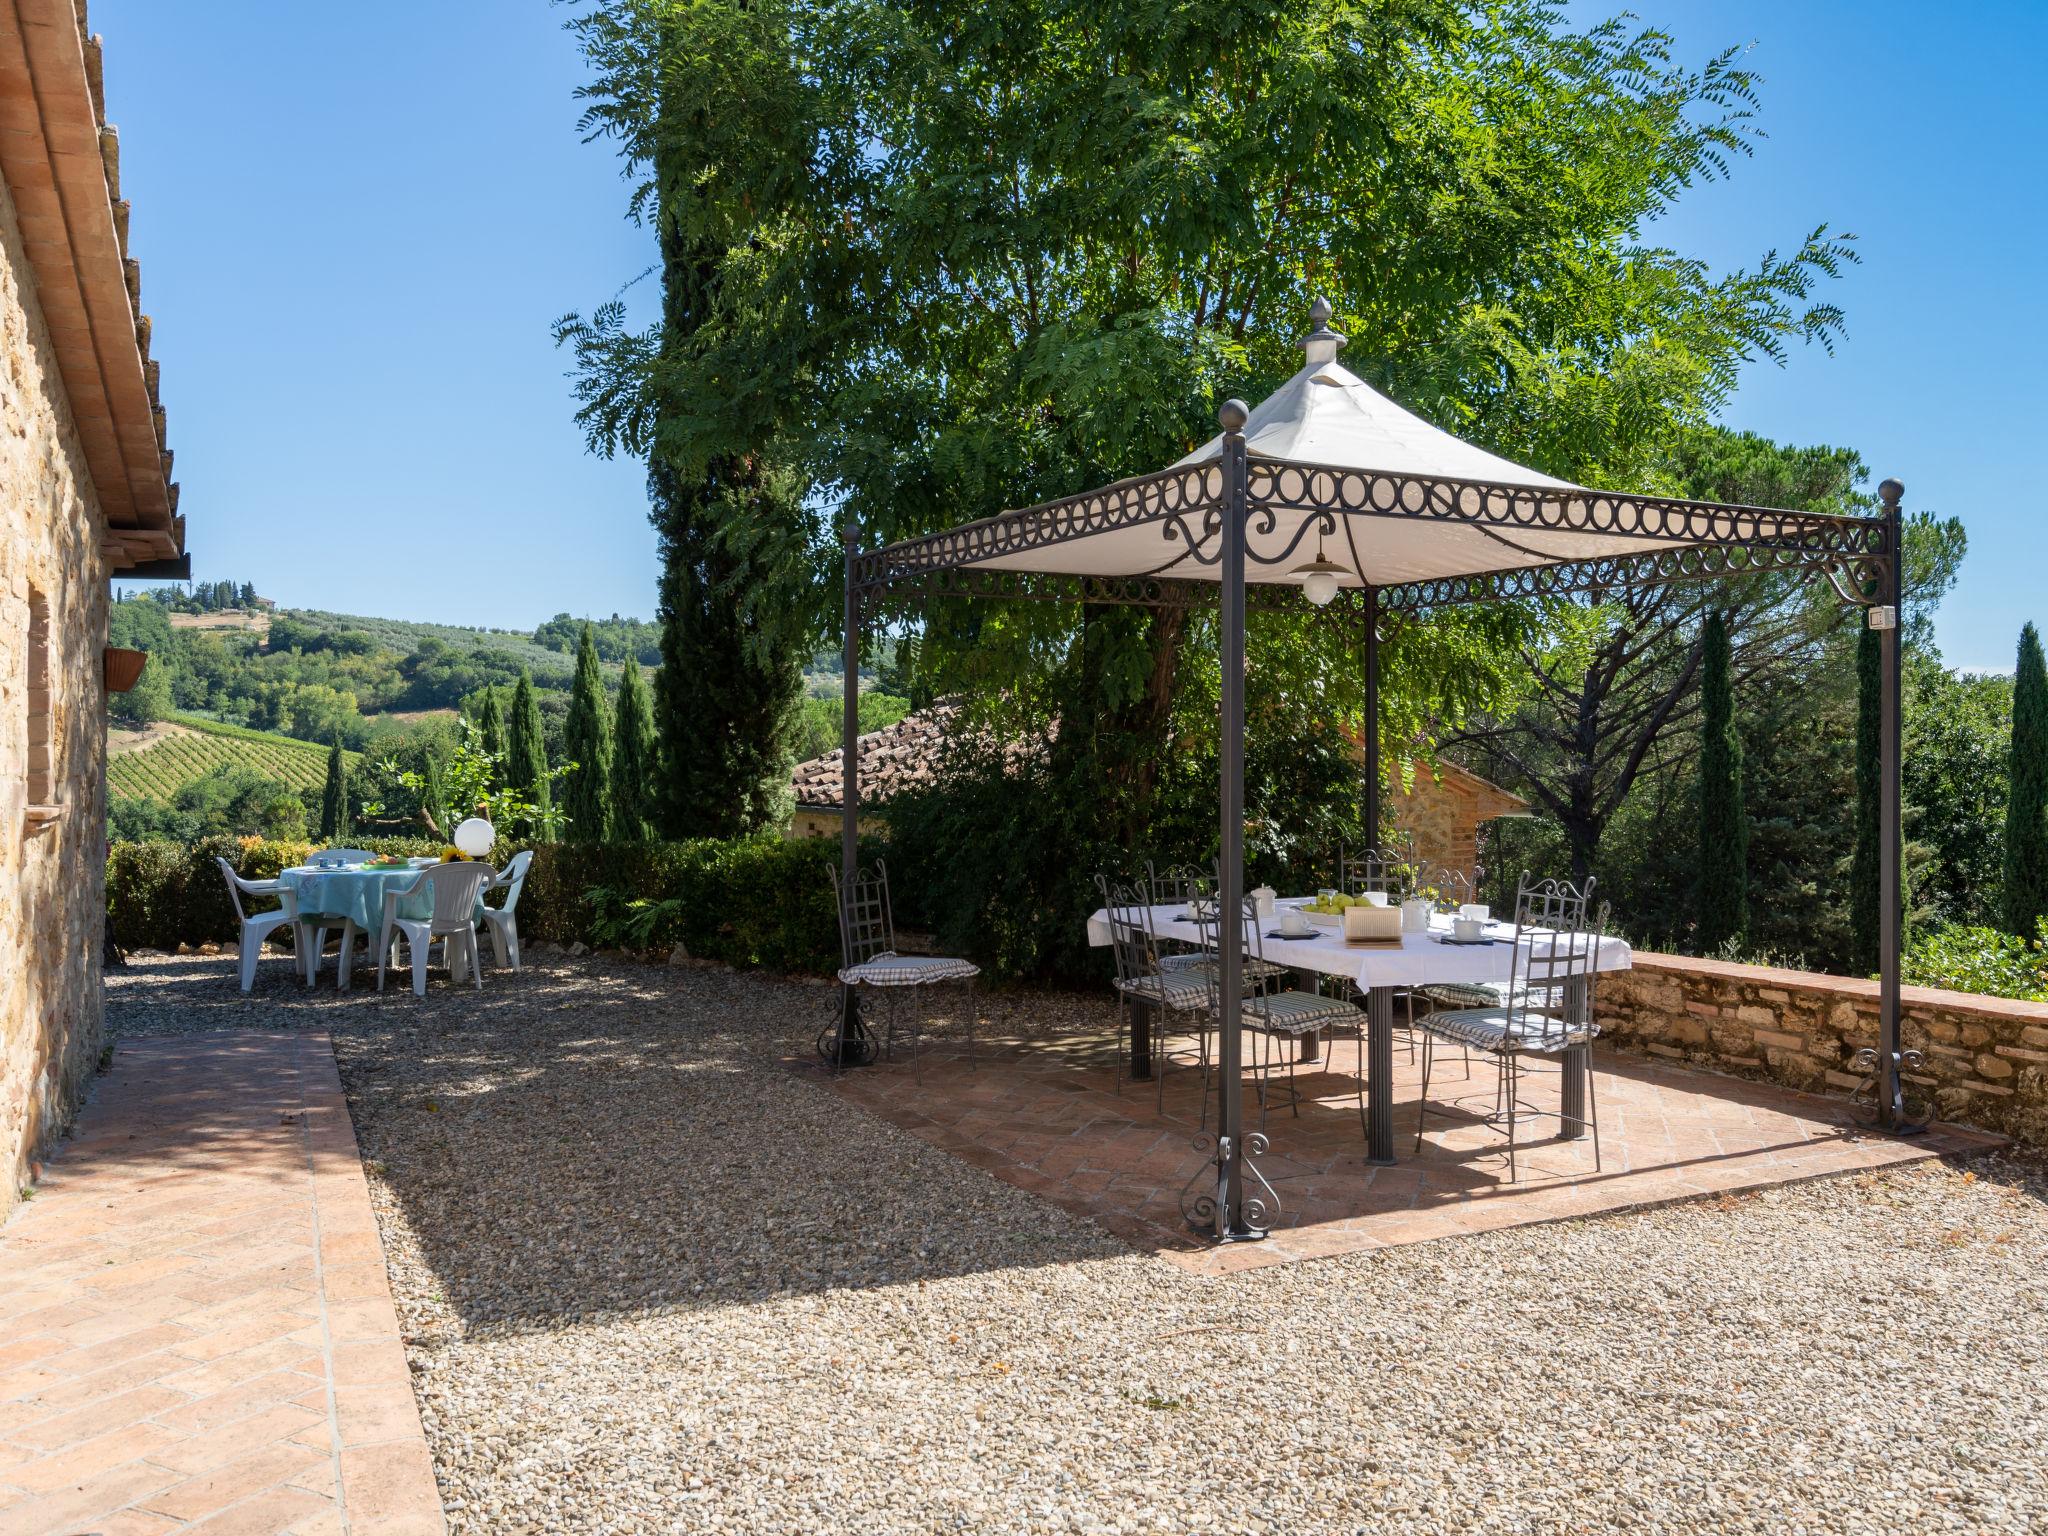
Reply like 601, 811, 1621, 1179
279, 864, 467, 930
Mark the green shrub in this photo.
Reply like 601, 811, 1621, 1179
1901, 921, 2048, 1001
521, 837, 870, 973
105, 835, 442, 950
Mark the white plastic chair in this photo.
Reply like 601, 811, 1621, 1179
216, 857, 307, 993
376, 862, 496, 997
481, 850, 532, 971
300, 848, 377, 984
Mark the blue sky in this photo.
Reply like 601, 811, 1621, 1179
102, 1, 2044, 671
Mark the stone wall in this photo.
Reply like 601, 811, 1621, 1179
1597, 953, 2048, 1146
0, 167, 111, 1212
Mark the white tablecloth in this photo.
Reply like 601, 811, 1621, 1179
1084, 899, 1631, 992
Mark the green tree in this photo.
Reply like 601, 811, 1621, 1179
1696, 611, 1748, 950
561, 622, 615, 841
319, 737, 350, 843
2002, 623, 2048, 935
473, 686, 507, 790
1850, 624, 1882, 972
562, 1, 1865, 897
506, 669, 553, 840
610, 654, 657, 842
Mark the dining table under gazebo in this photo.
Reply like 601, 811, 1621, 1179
830, 298, 1911, 1245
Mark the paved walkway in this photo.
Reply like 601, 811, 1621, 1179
0, 1032, 444, 1535
823, 1024, 2003, 1274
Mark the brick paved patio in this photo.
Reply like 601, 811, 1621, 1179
820, 1014, 2002, 1275
0, 1033, 443, 1535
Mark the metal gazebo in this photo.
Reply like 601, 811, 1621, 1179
833, 300, 1911, 1243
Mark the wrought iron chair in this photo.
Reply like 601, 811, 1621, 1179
830, 860, 979, 1076
1144, 861, 1286, 987
1194, 897, 1364, 1129
1096, 873, 1211, 1108
1413, 876, 1610, 1179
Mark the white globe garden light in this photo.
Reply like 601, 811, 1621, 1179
1301, 567, 1343, 606
453, 817, 496, 859
1290, 528, 1348, 607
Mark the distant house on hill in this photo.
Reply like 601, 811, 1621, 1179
788, 706, 1528, 881
2, 2, 189, 1211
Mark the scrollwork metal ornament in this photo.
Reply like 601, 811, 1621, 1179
1177, 1130, 1277, 1241
1846, 1046, 1935, 1131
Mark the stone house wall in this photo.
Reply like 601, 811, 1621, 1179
0, 166, 111, 1209
1386, 760, 1527, 886
1597, 953, 2048, 1146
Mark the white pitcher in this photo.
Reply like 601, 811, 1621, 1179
1401, 897, 1431, 934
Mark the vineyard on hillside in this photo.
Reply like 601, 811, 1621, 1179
108, 716, 355, 801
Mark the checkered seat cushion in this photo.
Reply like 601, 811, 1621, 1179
1113, 971, 1210, 1011
839, 953, 981, 987
1244, 989, 1362, 1036
1417, 981, 1510, 1009
1158, 952, 1288, 980
1419, 981, 1570, 1011
1421, 1006, 1596, 1055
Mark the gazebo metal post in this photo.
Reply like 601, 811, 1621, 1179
1210, 400, 1259, 1240
834, 517, 865, 1065
1875, 479, 1911, 1132
1362, 585, 1380, 848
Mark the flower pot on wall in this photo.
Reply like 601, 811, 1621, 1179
104, 647, 149, 693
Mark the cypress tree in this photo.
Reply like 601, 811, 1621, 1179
474, 686, 508, 785
2002, 622, 2048, 935
1849, 624, 1882, 973
1696, 611, 1749, 951
506, 669, 552, 839
561, 622, 614, 841
640, 80, 805, 840
611, 654, 657, 842
319, 738, 350, 843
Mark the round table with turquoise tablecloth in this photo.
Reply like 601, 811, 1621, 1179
279, 863, 490, 987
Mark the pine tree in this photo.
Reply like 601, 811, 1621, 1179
1696, 611, 1749, 952
473, 687, 507, 786
1849, 624, 1882, 973
319, 738, 350, 843
561, 622, 614, 841
506, 669, 552, 839
2001, 622, 2048, 936
610, 654, 657, 842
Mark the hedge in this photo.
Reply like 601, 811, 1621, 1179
518, 837, 883, 974
106, 835, 442, 951
105, 835, 874, 976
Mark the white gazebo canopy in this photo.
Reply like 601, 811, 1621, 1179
865, 301, 1873, 597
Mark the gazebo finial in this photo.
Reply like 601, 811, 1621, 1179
1298, 296, 1347, 367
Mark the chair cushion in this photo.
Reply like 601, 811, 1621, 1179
1158, 953, 1288, 979
1418, 981, 1508, 1009
1114, 972, 1209, 1011
1245, 989, 1361, 1035
839, 952, 981, 986
1422, 1006, 1596, 1054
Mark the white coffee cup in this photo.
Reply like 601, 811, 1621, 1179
1452, 916, 1483, 941
1459, 903, 1490, 925
1360, 890, 1389, 908
1278, 908, 1312, 937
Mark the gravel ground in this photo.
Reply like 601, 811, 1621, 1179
108, 949, 2048, 1536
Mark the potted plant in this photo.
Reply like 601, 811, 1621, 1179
103, 647, 149, 693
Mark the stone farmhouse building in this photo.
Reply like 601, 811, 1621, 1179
789, 706, 1528, 883
2, 0, 185, 1208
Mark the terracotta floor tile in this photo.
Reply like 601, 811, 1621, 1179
0, 1033, 445, 1532
805, 1016, 2001, 1272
